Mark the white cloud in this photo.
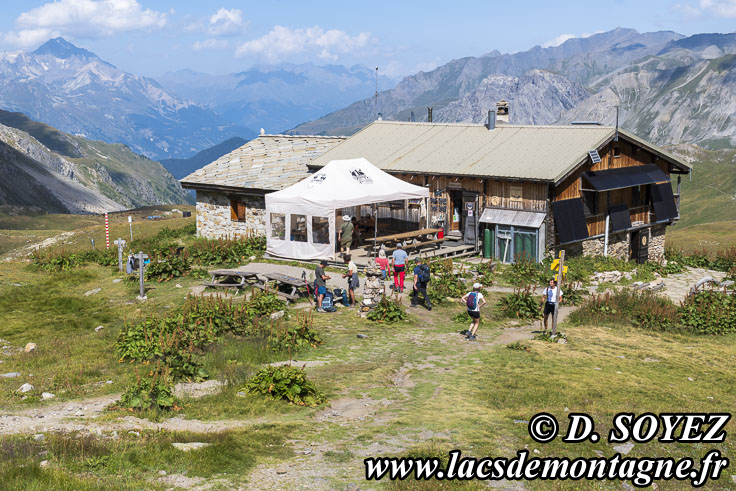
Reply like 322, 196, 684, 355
235, 25, 374, 62
542, 34, 576, 48
208, 8, 243, 35
699, 0, 736, 17
541, 30, 605, 48
3, 0, 167, 48
193, 38, 229, 51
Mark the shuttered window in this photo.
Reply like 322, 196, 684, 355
230, 200, 246, 222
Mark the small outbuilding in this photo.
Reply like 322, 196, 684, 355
180, 134, 345, 239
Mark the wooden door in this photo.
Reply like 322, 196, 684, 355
449, 191, 462, 231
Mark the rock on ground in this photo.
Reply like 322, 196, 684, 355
24, 343, 36, 353
171, 442, 211, 452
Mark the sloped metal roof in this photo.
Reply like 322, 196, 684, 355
479, 208, 547, 228
308, 121, 689, 183
181, 135, 346, 191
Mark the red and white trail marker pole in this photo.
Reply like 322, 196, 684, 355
105, 212, 110, 249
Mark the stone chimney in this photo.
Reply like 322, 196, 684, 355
496, 100, 509, 124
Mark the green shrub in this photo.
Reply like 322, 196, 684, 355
678, 290, 736, 334
570, 289, 679, 331
665, 246, 736, 273
268, 312, 322, 352
426, 259, 467, 306
507, 341, 531, 352
367, 294, 409, 323
188, 236, 266, 266
506, 257, 546, 286
31, 248, 117, 272
245, 365, 326, 407
118, 364, 177, 411
562, 282, 587, 306
498, 285, 541, 320
534, 331, 567, 342
145, 252, 192, 282
116, 293, 283, 380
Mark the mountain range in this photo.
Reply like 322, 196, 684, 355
156, 64, 396, 136
0, 109, 189, 214
292, 28, 736, 149
0, 38, 253, 160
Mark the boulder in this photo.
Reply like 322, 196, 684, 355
24, 343, 36, 353
84, 288, 102, 296
17, 383, 34, 393
41, 392, 55, 400
32, 433, 45, 442
95, 326, 104, 332
172, 442, 210, 452
1, 372, 21, 378
270, 310, 285, 320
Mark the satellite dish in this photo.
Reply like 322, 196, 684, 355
259, 128, 265, 135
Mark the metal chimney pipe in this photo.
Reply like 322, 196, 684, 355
487, 109, 496, 130
427, 107, 433, 123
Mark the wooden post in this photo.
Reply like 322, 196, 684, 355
552, 250, 565, 335
116, 238, 123, 272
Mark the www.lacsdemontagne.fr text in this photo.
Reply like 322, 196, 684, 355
364, 449, 728, 487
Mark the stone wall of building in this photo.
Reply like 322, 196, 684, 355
195, 191, 266, 239
581, 231, 630, 260
649, 224, 666, 263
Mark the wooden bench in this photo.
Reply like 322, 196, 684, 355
203, 270, 263, 291
385, 238, 447, 254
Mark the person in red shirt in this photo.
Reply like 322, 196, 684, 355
375, 249, 389, 280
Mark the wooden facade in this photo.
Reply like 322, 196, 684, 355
554, 140, 674, 238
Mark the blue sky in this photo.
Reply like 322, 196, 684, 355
1, 0, 734, 77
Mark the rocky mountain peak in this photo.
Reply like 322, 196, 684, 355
32, 37, 98, 60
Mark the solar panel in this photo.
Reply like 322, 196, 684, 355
608, 203, 631, 232
588, 150, 601, 164
651, 183, 678, 221
551, 198, 589, 244
583, 164, 669, 192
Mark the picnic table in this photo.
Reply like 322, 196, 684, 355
257, 272, 310, 302
203, 269, 262, 290
365, 228, 446, 253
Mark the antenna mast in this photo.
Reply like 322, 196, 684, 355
374, 66, 379, 120
615, 105, 619, 142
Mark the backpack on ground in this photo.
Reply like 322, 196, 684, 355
321, 292, 336, 312
466, 292, 478, 310
334, 288, 350, 307
419, 264, 431, 283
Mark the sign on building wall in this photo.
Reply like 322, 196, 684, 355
510, 185, 523, 202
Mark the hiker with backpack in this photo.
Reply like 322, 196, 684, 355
461, 283, 486, 341
410, 258, 432, 310
342, 254, 359, 307
314, 259, 331, 313
390, 243, 408, 293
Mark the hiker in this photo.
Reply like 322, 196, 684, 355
375, 249, 389, 280
541, 279, 563, 330
342, 254, 359, 306
390, 243, 408, 293
461, 283, 486, 341
338, 215, 353, 254
314, 259, 331, 313
410, 258, 432, 310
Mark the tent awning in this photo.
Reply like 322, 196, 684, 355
583, 164, 669, 192
479, 208, 546, 229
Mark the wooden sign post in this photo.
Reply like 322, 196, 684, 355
552, 250, 565, 336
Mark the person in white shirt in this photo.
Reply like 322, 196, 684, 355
542, 279, 563, 330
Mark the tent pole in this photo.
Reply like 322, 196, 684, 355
373, 203, 378, 258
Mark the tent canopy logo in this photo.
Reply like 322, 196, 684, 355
350, 168, 373, 185
307, 173, 327, 188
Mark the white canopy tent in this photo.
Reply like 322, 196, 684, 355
265, 158, 430, 260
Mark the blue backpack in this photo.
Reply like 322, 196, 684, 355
321, 292, 336, 312
466, 292, 478, 310
334, 288, 350, 307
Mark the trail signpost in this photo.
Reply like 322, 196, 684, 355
128, 216, 133, 241
114, 238, 126, 272
136, 251, 148, 300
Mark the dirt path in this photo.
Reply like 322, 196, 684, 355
0, 393, 267, 436
2, 230, 78, 262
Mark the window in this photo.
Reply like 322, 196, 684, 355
270, 213, 285, 240
312, 216, 330, 244
613, 146, 621, 158
230, 200, 246, 222
290, 214, 307, 242
632, 185, 643, 206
